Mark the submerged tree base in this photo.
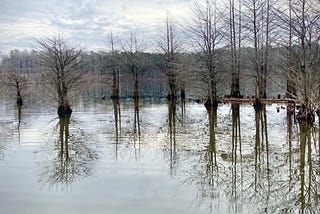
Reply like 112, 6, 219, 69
57, 105, 72, 118
110, 94, 120, 100
297, 111, 315, 125
166, 94, 177, 101
204, 99, 218, 110
16, 98, 23, 106
133, 95, 139, 100
253, 99, 263, 112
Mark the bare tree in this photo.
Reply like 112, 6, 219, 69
98, 33, 121, 99
1, 52, 28, 106
158, 13, 182, 101
188, 0, 224, 109
109, 33, 121, 99
36, 34, 84, 117
228, 0, 243, 98
285, 0, 297, 99
122, 33, 146, 100
242, 0, 274, 109
177, 52, 199, 108
278, 0, 320, 123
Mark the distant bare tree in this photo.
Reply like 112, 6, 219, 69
98, 33, 121, 99
242, 0, 274, 109
109, 33, 121, 99
36, 35, 84, 117
177, 52, 199, 107
122, 33, 146, 100
1, 53, 28, 105
188, 0, 224, 109
158, 13, 182, 101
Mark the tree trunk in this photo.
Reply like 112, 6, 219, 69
133, 73, 139, 100
16, 90, 23, 106
57, 81, 72, 117
205, 78, 218, 110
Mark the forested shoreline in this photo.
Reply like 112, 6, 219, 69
0, 47, 284, 98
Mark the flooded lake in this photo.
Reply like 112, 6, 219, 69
0, 98, 319, 214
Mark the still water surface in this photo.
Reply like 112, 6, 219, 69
0, 98, 319, 214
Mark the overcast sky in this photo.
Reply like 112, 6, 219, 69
0, 0, 192, 53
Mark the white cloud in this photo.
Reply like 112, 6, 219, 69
0, 0, 191, 53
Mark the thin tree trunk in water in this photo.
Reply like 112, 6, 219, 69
116, 67, 120, 99
180, 87, 185, 102
262, 0, 270, 99
230, 0, 240, 98
237, 0, 242, 97
252, 0, 261, 103
286, 0, 296, 99
111, 67, 119, 99
110, 33, 119, 100
300, 0, 310, 112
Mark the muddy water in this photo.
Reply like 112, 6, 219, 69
0, 98, 319, 214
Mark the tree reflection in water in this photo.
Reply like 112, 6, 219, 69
30, 101, 320, 211
297, 122, 320, 213
251, 105, 271, 211
287, 105, 294, 186
133, 99, 141, 141
112, 98, 141, 161
133, 98, 141, 161
230, 104, 242, 212
0, 103, 22, 160
165, 98, 192, 177
112, 98, 121, 159
191, 106, 219, 212
39, 116, 98, 190
207, 107, 217, 169
167, 99, 177, 175
133, 99, 140, 137
16, 104, 22, 144
185, 103, 320, 213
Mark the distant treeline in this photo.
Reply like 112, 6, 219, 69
0, 47, 285, 99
